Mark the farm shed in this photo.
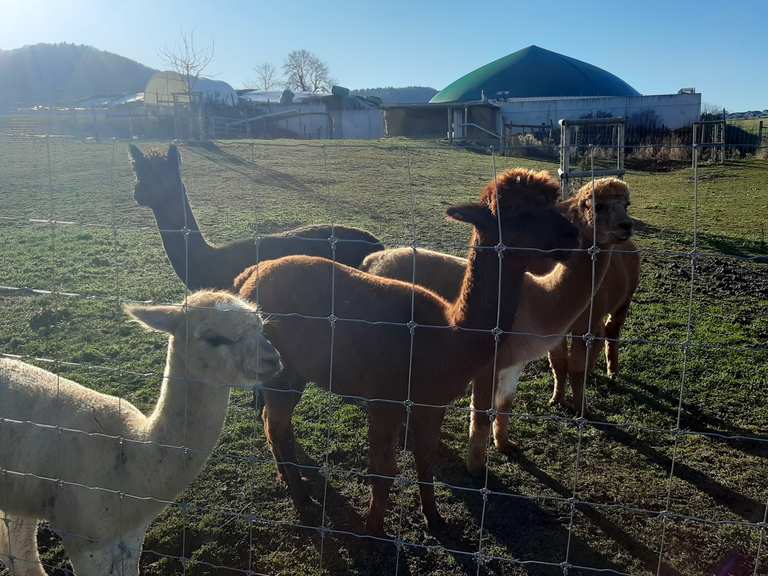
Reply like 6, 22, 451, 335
384, 101, 501, 143
232, 88, 384, 139
144, 71, 237, 107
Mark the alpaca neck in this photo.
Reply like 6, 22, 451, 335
450, 238, 528, 332
145, 342, 231, 462
150, 182, 215, 290
529, 234, 614, 324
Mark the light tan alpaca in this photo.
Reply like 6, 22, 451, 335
546, 239, 641, 407
362, 178, 636, 473
0, 292, 282, 576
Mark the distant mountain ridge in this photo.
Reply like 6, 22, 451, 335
352, 86, 438, 105
0, 43, 157, 110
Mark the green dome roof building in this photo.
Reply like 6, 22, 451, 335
430, 45, 640, 104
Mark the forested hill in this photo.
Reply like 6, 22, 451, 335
0, 43, 156, 110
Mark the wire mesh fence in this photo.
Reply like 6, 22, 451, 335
0, 122, 766, 576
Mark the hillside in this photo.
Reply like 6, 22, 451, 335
0, 43, 156, 110
352, 86, 437, 105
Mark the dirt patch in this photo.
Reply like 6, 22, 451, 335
662, 254, 768, 299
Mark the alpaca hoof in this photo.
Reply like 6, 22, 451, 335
425, 512, 448, 534
548, 395, 565, 407
495, 436, 519, 455
566, 400, 591, 418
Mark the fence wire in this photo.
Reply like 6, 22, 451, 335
0, 126, 766, 576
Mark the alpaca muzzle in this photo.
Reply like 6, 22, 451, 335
242, 345, 283, 382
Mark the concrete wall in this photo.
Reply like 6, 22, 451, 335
499, 93, 701, 130
335, 109, 385, 139
259, 105, 383, 139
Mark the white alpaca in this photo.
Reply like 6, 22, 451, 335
0, 291, 282, 576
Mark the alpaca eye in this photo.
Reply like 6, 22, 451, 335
204, 335, 235, 347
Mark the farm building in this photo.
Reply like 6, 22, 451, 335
385, 45, 701, 142
144, 71, 237, 107
212, 87, 385, 139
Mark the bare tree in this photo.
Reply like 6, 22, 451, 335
160, 31, 215, 101
283, 49, 332, 93
701, 102, 727, 119
253, 62, 279, 91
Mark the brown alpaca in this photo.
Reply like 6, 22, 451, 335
234, 169, 580, 535
129, 144, 383, 291
362, 178, 637, 472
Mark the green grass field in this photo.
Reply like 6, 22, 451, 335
0, 136, 766, 576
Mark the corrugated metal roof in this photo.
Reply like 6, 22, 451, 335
430, 45, 640, 104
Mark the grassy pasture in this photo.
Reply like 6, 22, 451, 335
0, 136, 766, 576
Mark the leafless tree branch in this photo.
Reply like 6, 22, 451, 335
252, 62, 279, 91
283, 49, 332, 93
160, 31, 215, 98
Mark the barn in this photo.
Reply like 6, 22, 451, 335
144, 71, 237, 107
385, 45, 701, 142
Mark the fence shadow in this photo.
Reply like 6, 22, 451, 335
184, 141, 316, 195
585, 410, 765, 523
611, 374, 768, 458
434, 443, 633, 576
633, 218, 767, 258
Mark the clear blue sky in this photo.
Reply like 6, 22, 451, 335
1, 0, 766, 111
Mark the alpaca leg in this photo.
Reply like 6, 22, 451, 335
261, 380, 309, 509
568, 330, 600, 416
365, 403, 402, 536
413, 406, 447, 532
548, 339, 569, 407
466, 363, 494, 475
64, 522, 146, 576
604, 301, 631, 378
0, 514, 45, 576
492, 364, 523, 453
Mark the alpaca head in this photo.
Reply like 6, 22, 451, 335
129, 144, 184, 210
125, 291, 282, 387
466, 168, 578, 262
479, 168, 561, 214
569, 178, 633, 245
446, 201, 579, 263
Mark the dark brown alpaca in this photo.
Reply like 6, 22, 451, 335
129, 144, 383, 291
234, 169, 580, 535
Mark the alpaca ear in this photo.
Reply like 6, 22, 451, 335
167, 144, 182, 170
125, 304, 183, 334
446, 203, 496, 229
129, 144, 145, 166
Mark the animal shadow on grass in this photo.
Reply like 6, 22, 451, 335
613, 374, 768, 459
281, 443, 413, 576
434, 444, 632, 576
183, 141, 316, 195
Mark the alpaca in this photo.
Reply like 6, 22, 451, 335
361, 178, 636, 472
0, 291, 282, 576
129, 144, 383, 291
235, 168, 580, 535
546, 238, 641, 408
